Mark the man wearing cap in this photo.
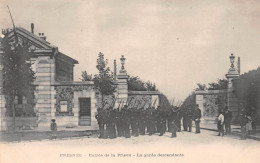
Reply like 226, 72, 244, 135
187, 108, 193, 132
169, 106, 179, 138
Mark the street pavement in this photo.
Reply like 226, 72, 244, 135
0, 129, 259, 163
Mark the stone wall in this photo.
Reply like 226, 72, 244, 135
2, 117, 38, 131
54, 84, 98, 130
195, 90, 227, 123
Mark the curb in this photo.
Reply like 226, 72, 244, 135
201, 127, 260, 141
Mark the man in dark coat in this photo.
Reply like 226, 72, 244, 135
131, 107, 139, 137
182, 109, 188, 131
169, 106, 178, 138
187, 108, 193, 132
139, 107, 146, 135
157, 106, 166, 136
194, 104, 201, 133
121, 105, 131, 138
238, 107, 248, 140
148, 107, 157, 135
224, 107, 232, 135
108, 107, 117, 139
176, 108, 182, 132
115, 108, 123, 137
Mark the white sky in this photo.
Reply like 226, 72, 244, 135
1, 0, 260, 102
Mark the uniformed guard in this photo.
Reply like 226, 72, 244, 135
115, 108, 123, 137
187, 108, 193, 132
169, 106, 178, 138
103, 108, 110, 139
133, 107, 140, 137
139, 107, 146, 135
108, 107, 117, 139
182, 109, 188, 131
176, 107, 182, 132
147, 107, 156, 135
145, 107, 150, 134
122, 105, 131, 138
158, 106, 166, 136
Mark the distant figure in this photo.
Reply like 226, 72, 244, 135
182, 109, 188, 131
224, 107, 232, 135
250, 106, 257, 134
108, 107, 117, 139
169, 106, 178, 138
238, 105, 248, 140
217, 110, 224, 136
187, 108, 194, 132
194, 104, 201, 133
176, 108, 182, 132
157, 106, 166, 136
50, 119, 57, 139
246, 115, 253, 135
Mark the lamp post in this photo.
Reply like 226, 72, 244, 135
229, 53, 235, 69
120, 55, 126, 72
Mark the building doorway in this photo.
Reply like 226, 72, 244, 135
79, 98, 91, 126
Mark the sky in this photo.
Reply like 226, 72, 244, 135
0, 0, 260, 102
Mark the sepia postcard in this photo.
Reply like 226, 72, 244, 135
0, 0, 260, 163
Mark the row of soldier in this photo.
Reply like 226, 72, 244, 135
95, 101, 202, 139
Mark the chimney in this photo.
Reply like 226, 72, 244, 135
38, 32, 47, 41
31, 23, 34, 34
114, 59, 117, 82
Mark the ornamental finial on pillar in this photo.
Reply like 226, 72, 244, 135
120, 55, 126, 72
229, 53, 235, 69
227, 53, 239, 76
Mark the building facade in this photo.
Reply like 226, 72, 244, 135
0, 26, 98, 131
0, 26, 160, 132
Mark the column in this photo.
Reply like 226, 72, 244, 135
36, 56, 52, 131
226, 54, 240, 120
116, 55, 129, 108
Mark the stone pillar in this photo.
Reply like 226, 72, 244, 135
35, 56, 52, 131
90, 90, 98, 130
226, 54, 240, 120
50, 58, 56, 120
116, 55, 128, 108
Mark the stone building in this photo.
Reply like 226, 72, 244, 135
0, 25, 160, 132
0, 26, 98, 131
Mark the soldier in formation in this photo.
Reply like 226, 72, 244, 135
95, 98, 205, 139
168, 106, 179, 138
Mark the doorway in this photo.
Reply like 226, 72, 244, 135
79, 98, 91, 126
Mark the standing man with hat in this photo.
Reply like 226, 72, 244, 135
224, 106, 232, 135
194, 104, 201, 134
187, 108, 194, 132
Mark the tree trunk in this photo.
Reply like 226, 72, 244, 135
101, 94, 104, 110
12, 89, 15, 131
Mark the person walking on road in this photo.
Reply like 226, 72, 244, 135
224, 107, 232, 135
217, 110, 225, 136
